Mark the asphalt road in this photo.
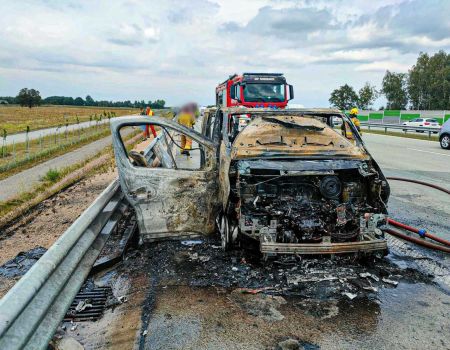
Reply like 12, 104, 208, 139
362, 132, 450, 185
363, 132, 450, 244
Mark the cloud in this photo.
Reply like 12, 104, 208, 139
0, 0, 448, 107
107, 23, 160, 46
221, 6, 337, 39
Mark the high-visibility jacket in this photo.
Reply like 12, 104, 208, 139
178, 112, 195, 128
342, 117, 362, 139
351, 116, 362, 135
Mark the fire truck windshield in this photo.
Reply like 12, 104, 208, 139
243, 83, 285, 102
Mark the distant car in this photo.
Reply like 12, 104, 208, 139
439, 119, 450, 149
402, 118, 440, 133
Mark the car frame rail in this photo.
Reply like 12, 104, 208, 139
0, 180, 127, 350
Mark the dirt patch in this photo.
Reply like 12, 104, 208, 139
0, 169, 117, 267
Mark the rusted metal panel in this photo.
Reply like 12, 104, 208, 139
260, 235, 388, 255
231, 115, 368, 160
217, 108, 390, 255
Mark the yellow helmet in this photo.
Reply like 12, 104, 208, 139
350, 108, 359, 115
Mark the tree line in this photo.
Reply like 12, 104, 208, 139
0, 90, 166, 109
329, 50, 450, 110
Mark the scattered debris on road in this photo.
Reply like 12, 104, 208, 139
0, 246, 46, 278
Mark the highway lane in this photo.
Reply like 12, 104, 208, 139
363, 133, 450, 243
362, 133, 450, 185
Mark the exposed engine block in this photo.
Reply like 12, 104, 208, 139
236, 171, 380, 244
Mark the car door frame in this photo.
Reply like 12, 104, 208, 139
110, 116, 221, 243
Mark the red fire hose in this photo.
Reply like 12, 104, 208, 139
386, 176, 450, 195
387, 218, 450, 247
383, 177, 450, 252
384, 228, 450, 253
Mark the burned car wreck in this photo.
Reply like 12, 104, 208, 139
110, 107, 390, 256
206, 108, 390, 256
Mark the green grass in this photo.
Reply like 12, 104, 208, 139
0, 129, 142, 222
0, 159, 93, 218
0, 124, 111, 180
42, 168, 61, 182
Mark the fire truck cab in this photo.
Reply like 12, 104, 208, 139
216, 73, 294, 109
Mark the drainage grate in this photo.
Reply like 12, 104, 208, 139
64, 286, 112, 322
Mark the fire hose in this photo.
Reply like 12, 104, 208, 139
386, 176, 450, 195
382, 177, 450, 253
383, 228, 450, 253
387, 218, 450, 247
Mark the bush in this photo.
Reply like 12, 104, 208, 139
43, 168, 61, 182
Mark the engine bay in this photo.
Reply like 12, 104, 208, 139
232, 160, 388, 246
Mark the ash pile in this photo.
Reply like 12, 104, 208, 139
137, 236, 429, 300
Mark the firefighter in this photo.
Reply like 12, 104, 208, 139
177, 105, 196, 155
144, 106, 157, 138
349, 108, 362, 135
341, 107, 362, 140
140, 107, 148, 139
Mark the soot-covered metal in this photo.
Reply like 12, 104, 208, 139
217, 108, 390, 256
235, 161, 387, 245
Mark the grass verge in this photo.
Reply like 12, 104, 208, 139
0, 130, 142, 228
0, 125, 111, 180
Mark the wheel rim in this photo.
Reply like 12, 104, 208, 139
442, 136, 450, 148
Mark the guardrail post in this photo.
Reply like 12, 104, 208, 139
1, 129, 6, 158
12, 140, 15, 164
26, 126, 30, 160
384, 127, 387, 134
428, 131, 431, 139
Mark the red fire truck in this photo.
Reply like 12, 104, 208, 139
216, 72, 294, 108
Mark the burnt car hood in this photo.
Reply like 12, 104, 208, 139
231, 115, 368, 160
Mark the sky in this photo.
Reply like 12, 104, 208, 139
0, 0, 449, 107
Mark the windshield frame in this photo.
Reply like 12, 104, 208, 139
242, 83, 286, 103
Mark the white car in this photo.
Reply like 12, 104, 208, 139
402, 118, 440, 133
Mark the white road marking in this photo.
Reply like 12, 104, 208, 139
407, 148, 450, 157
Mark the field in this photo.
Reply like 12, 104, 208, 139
0, 105, 138, 134
0, 123, 111, 180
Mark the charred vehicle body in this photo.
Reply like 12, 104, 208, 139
110, 108, 390, 256
205, 108, 390, 255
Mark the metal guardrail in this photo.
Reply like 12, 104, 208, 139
0, 180, 126, 350
361, 122, 441, 138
